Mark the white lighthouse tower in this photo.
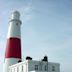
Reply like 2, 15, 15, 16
4, 11, 22, 72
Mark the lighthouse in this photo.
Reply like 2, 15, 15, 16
4, 11, 22, 72
3, 11, 60, 72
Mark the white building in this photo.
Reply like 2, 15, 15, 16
9, 59, 60, 72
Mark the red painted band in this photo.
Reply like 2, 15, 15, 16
5, 38, 21, 59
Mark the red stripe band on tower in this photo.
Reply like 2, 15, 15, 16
5, 38, 21, 59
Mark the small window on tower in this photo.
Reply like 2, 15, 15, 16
35, 65, 38, 70
16, 23, 18, 26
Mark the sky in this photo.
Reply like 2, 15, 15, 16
0, 0, 72, 72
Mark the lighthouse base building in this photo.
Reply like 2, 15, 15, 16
9, 59, 60, 72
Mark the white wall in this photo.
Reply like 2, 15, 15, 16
9, 60, 28, 72
28, 60, 48, 71
9, 60, 60, 72
48, 62, 60, 72
28, 60, 60, 72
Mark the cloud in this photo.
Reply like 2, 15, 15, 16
2, 0, 34, 23
24, 6, 32, 14
13, 3, 33, 23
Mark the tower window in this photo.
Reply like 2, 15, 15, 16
16, 23, 18, 26
35, 65, 38, 70
52, 66, 55, 71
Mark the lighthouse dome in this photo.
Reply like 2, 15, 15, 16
11, 10, 20, 20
